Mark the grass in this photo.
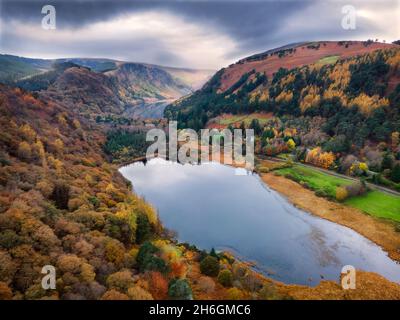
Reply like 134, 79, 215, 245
275, 165, 351, 199
345, 191, 400, 223
275, 164, 400, 222
316, 55, 339, 66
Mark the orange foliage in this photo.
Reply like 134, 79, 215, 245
147, 271, 168, 299
305, 147, 336, 169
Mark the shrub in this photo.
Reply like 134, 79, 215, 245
259, 282, 278, 300
391, 164, 400, 183
101, 289, 129, 300
257, 167, 270, 173
217, 269, 233, 287
197, 276, 215, 294
127, 286, 153, 300
137, 241, 168, 273
104, 239, 125, 265
0, 230, 22, 249
335, 187, 348, 202
88, 196, 100, 208
168, 278, 192, 300
106, 270, 135, 292
200, 256, 220, 277
345, 180, 366, 197
0, 282, 12, 300
147, 271, 168, 299
226, 287, 244, 300
241, 271, 263, 292
136, 213, 152, 244
17, 142, 32, 161
142, 255, 169, 273
137, 242, 158, 267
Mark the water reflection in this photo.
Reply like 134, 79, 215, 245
120, 158, 400, 285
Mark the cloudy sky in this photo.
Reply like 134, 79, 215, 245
0, 0, 398, 69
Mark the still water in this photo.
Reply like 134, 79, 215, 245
120, 158, 400, 285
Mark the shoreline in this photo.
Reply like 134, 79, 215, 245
123, 154, 400, 263
118, 156, 400, 298
259, 171, 400, 263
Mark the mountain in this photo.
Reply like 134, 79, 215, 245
165, 40, 399, 129
0, 55, 214, 118
165, 39, 400, 189
0, 54, 52, 83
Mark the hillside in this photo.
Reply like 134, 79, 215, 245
0, 55, 52, 83
219, 41, 395, 92
1, 84, 400, 300
165, 40, 400, 190
0, 55, 213, 118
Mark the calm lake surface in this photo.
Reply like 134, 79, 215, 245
120, 158, 400, 285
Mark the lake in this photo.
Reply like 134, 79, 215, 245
119, 158, 400, 285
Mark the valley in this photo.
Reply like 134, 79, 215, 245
1, 38, 400, 300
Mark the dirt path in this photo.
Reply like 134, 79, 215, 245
260, 172, 400, 262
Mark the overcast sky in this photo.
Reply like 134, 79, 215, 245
0, 0, 398, 69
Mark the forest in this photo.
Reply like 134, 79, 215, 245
165, 47, 400, 190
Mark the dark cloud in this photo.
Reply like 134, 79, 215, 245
0, 0, 397, 68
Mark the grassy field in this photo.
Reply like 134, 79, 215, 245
345, 191, 400, 223
275, 165, 400, 222
275, 165, 351, 199
316, 55, 339, 66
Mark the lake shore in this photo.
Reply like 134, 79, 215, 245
259, 170, 400, 262
120, 156, 400, 298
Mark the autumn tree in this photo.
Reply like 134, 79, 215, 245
168, 278, 192, 300
147, 271, 168, 299
200, 256, 220, 277
17, 142, 32, 161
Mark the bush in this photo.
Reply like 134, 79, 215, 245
391, 164, 400, 183
345, 180, 366, 197
137, 241, 168, 273
147, 271, 168, 299
0, 230, 22, 249
106, 270, 135, 291
168, 278, 192, 300
197, 276, 215, 294
314, 190, 328, 198
136, 213, 152, 244
259, 282, 278, 300
335, 187, 348, 202
257, 167, 270, 173
200, 256, 220, 277
142, 255, 169, 273
137, 242, 158, 266
88, 196, 100, 208
127, 286, 153, 300
226, 287, 244, 300
217, 270, 233, 287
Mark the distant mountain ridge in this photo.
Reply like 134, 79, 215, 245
0, 54, 214, 118
165, 40, 400, 155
